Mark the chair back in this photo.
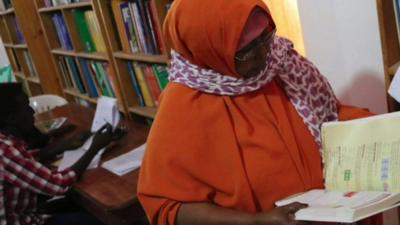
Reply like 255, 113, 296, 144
29, 94, 68, 114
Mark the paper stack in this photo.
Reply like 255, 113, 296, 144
102, 144, 146, 176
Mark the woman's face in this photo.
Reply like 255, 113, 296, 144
235, 28, 275, 78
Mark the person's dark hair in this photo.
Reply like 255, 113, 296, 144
0, 83, 49, 148
0, 83, 24, 127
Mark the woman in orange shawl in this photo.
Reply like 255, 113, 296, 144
138, 0, 380, 224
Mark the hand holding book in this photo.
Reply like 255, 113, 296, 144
254, 202, 309, 225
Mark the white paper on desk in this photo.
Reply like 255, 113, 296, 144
58, 136, 105, 171
58, 97, 120, 171
102, 144, 146, 176
388, 67, 400, 103
91, 96, 120, 132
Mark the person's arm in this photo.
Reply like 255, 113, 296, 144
37, 131, 91, 162
177, 202, 308, 225
70, 124, 123, 180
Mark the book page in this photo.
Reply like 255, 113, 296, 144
275, 190, 400, 223
101, 143, 146, 176
322, 112, 400, 192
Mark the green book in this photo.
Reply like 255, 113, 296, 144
91, 61, 115, 97
152, 64, 169, 90
72, 9, 96, 52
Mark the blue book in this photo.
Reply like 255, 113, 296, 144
127, 62, 145, 106
120, 2, 139, 53
135, 0, 156, 54
55, 13, 73, 50
78, 58, 99, 97
52, 14, 66, 49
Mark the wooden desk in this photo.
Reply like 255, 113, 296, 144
36, 104, 150, 225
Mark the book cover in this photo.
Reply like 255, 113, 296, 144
132, 62, 154, 107
96, 62, 116, 97
72, 9, 96, 52
111, 0, 131, 53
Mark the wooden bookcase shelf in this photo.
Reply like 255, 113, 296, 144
377, 0, 400, 112
0, 0, 63, 97
34, 0, 172, 119
1, 0, 173, 120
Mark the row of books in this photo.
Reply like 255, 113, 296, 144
13, 16, 25, 44
127, 62, 168, 107
52, 10, 106, 52
44, 0, 89, 7
0, 0, 11, 11
23, 50, 38, 77
57, 56, 117, 98
6, 48, 21, 72
112, 0, 165, 55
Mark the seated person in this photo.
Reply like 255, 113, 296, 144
138, 1, 380, 225
0, 83, 122, 225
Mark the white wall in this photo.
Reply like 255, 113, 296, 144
297, 0, 387, 114
0, 38, 9, 68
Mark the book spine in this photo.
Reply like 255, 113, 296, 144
66, 57, 86, 93
57, 13, 74, 50
144, 0, 160, 54
135, 0, 156, 54
121, 2, 140, 53
72, 9, 96, 52
130, 2, 147, 53
52, 14, 65, 49
112, 1, 132, 53
132, 62, 154, 107
149, 0, 166, 54
152, 64, 169, 90
127, 62, 145, 106
85, 11, 107, 53
78, 58, 99, 97
143, 65, 161, 106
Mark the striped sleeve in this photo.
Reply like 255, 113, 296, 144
3, 143, 76, 196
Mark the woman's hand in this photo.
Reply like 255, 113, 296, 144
253, 202, 309, 225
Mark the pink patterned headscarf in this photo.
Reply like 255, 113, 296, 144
168, 35, 338, 149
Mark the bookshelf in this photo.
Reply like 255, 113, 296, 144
98, 0, 171, 119
0, 0, 62, 96
33, 0, 173, 119
376, 0, 400, 112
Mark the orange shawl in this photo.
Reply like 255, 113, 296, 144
138, 0, 379, 225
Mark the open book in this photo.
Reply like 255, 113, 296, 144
276, 111, 400, 223
275, 190, 400, 223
